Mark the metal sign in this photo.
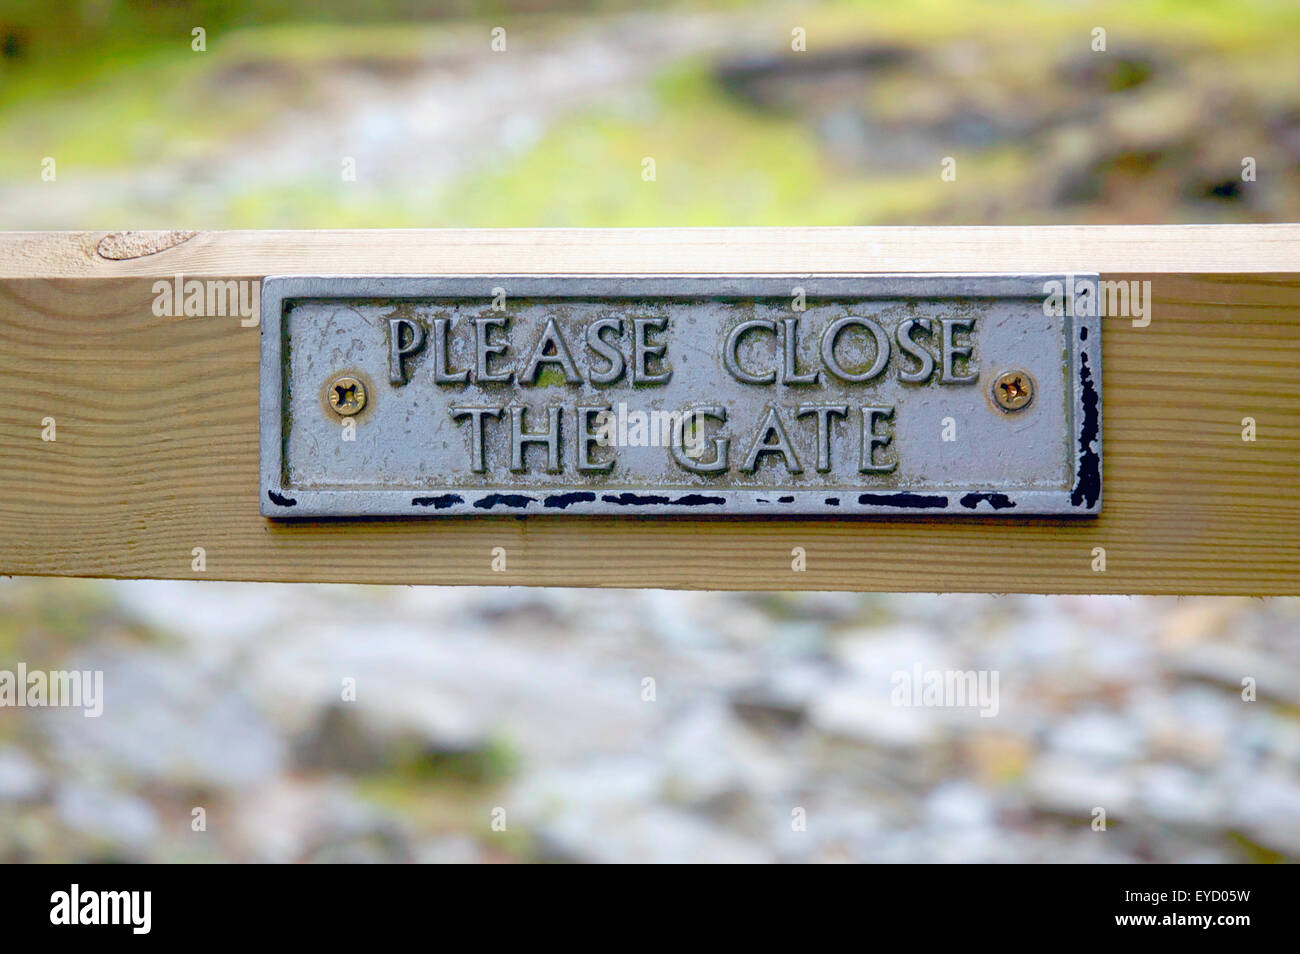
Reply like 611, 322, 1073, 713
259, 275, 1101, 517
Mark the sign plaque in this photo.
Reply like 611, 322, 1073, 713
259, 275, 1101, 517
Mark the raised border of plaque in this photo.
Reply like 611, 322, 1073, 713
259, 275, 1101, 517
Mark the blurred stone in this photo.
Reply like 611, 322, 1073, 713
769, 795, 884, 864
764, 622, 827, 659
515, 758, 661, 821
810, 687, 948, 786
415, 834, 482, 864
812, 688, 938, 751
1154, 599, 1241, 650
536, 804, 769, 864
831, 625, 951, 680
771, 591, 870, 623
660, 703, 785, 811
8, 572, 1300, 863
730, 662, 830, 729
1236, 711, 1300, 766
293, 699, 486, 775
1134, 764, 1223, 829
640, 590, 724, 649
233, 778, 411, 863
1025, 757, 1135, 819
1049, 711, 1144, 764
1172, 644, 1300, 706
1137, 686, 1235, 768
513, 756, 768, 862
301, 822, 412, 864
925, 780, 996, 831
54, 783, 158, 851
246, 617, 649, 763
0, 747, 47, 803
42, 651, 286, 789
1229, 771, 1300, 857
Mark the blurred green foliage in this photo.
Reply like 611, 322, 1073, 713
1, 0, 1297, 227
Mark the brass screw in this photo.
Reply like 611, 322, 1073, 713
992, 369, 1034, 412
327, 375, 367, 416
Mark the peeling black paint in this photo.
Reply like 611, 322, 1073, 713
267, 489, 297, 507
858, 492, 949, 509
412, 494, 464, 509
959, 492, 1016, 511
1070, 349, 1101, 508
601, 492, 725, 507
473, 493, 535, 509
603, 492, 670, 506
672, 493, 726, 506
544, 491, 597, 509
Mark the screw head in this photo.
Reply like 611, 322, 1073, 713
327, 375, 367, 416
992, 369, 1035, 412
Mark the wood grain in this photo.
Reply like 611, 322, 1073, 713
0, 228, 1297, 593
2, 225, 1299, 277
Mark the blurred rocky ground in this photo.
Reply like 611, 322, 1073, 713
0, 0, 1296, 228
1, 580, 1297, 863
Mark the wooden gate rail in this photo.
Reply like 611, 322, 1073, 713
1, 225, 1297, 593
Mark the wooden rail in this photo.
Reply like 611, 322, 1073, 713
1, 226, 1297, 593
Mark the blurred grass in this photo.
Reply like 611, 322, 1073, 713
0, 578, 165, 665
1, 0, 1297, 227
432, 59, 947, 227
0, 579, 167, 751
0, 22, 453, 178
812, 0, 1300, 46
